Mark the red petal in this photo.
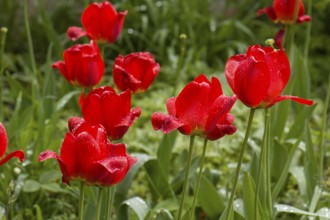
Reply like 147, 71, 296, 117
52, 61, 70, 82
232, 57, 270, 108
256, 6, 277, 21
68, 117, 85, 133
225, 54, 245, 94
38, 150, 71, 185
151, 112, 187, 134
297, 15, 311, 23
0, 150, 25, 166
166, 97, 177, 116
206, 125, 237, 141
206, 95, 237, 134
267, 95, 314, 108
0, 123, 8, 158
263, 49, 290, 104
67, 26, 86, 41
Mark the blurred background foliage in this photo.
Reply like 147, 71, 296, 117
0, 0, 330, 219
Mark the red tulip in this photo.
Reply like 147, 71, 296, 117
38, 117, 136, 186
67, 1, 127, 44
225, 44, 313, 108
52, 41, 104, 88
0, 123, 24, 166
113, 52, 160, 93
151, 74, 237, 141
257, 0, 311, 24
81, 86, 141, 140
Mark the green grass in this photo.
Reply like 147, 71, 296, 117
0, 0, 330, 219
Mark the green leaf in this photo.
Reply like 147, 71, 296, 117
157, 132, 178, 178
272, 137, 302, 199
23, 179, 40, 193
144, 159, 175, 199
154, 209, 173, 220
39, 170, 62, 184
41, 183, 63, 193
118, 197, 149, 220
285, 105, 316, 140
194, 175, 225, 217
116, 153, 154, 204
274, 204, 330, 219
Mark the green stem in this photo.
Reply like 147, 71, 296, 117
106, 186, 116, 220
0, 27, 7, 121
303, 0, 312, 58
319, 75, 330, 181
190, 138, 208, 220
177, 135, 195, 220
96, 187, 105, 220
79, 182, 86, 220
222, 108, 255, 220
254, 108, 272, 220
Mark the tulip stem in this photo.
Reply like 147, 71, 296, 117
254, 108, 272, 220
221, 108, 255, 220
96, 187, 105, 220
190, 138, 208, 220
177, 135, 195, 220
78, 182, 86, 220
106, 186, 116, 220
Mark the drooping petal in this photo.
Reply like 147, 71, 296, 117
297, 15, 311, 23
267, 95, 314, 108
206, 125, 237, 141
256, 6, 277, 21
151, 112, 187, 134
38, 150, 71, 185
52, 61, 69, 82
67, 26, 87, 41
0, 150, 25, 166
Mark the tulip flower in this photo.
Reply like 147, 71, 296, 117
52, 41, 104, 88
113, 52, 160, 93
81, 86, 141, 140
256, 0, 311, 24
151, 74, 237, 141
0, 123, 24, 166
225, 44, 313, 109
67, 1, 127, 44
39, 117, 136, 186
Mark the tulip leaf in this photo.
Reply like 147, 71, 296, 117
144, 159, 175, 199
41, 183, 63, 193
23, 179, 41, 193
285, 104, 316, 140
39, 170, 62, 184
118, 196, 149, 220
272, 137, 302, 199
157, 132, 178, 178
116, 153, 155, 205
193, 175, 225, 217
154, 209, 173, 220
274, 204, 330, 219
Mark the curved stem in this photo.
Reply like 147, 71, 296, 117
96, 187, 105, 220
222, 108, 255, 220
190, 138, 208, 220
177, 135, 195, 220
78, 182, 86, 220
